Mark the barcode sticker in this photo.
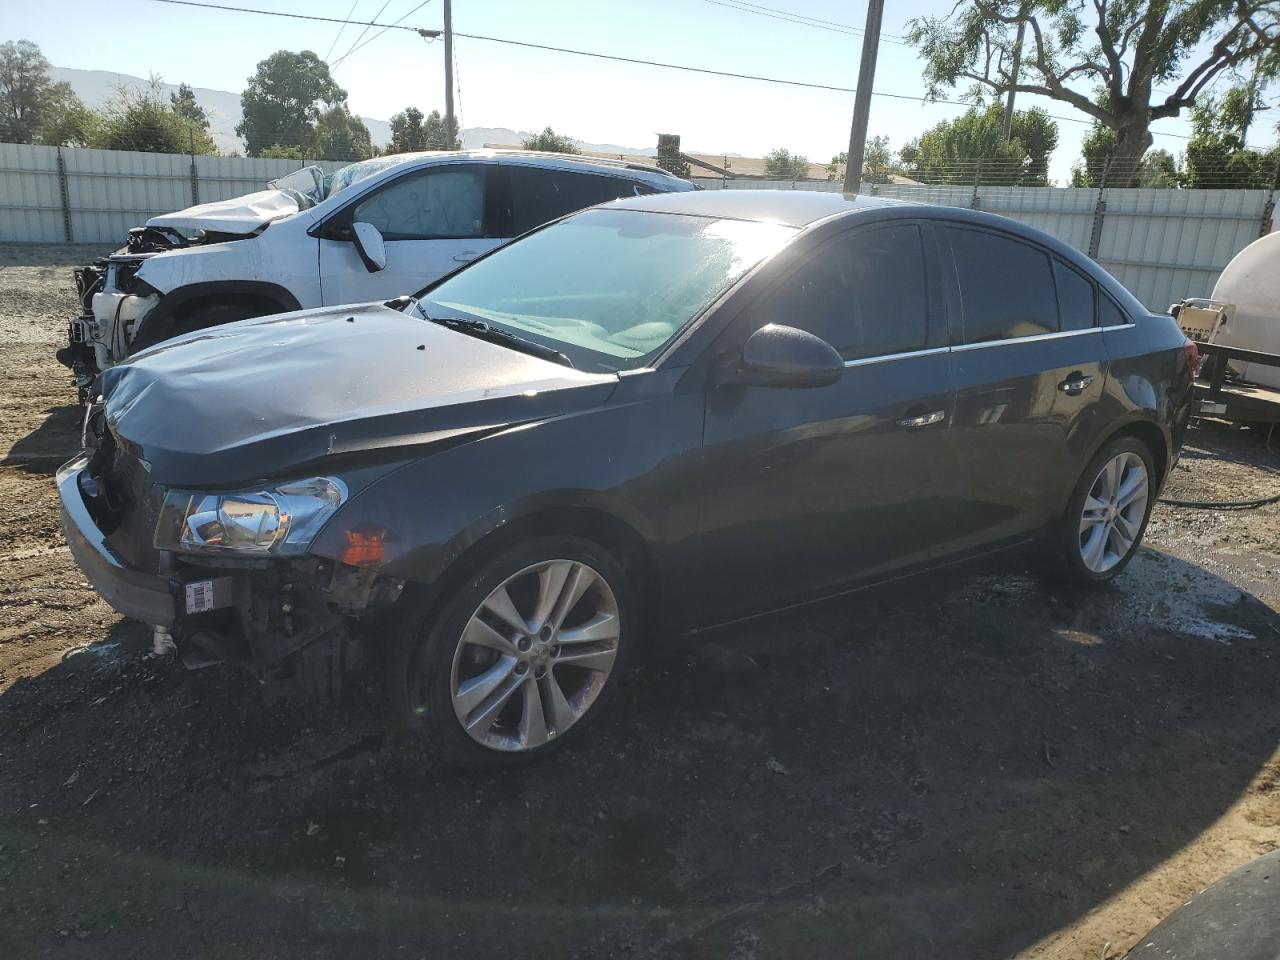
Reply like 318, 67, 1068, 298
185, 580, 215, 614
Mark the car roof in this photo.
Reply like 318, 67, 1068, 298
608, 189, 913, 227
363, 149, 691, 190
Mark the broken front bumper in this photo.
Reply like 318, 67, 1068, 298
58, 456, 178, 627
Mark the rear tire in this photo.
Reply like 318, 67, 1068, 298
1047, 436, 1156, 584
384, 535, 636, 769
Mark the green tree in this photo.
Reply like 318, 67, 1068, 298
907, 1, 1280, 186
423, 109, 460, 150
91, 80, 216, 154
313, 103, 373, 160
169, 82, 208, 130
0, 39, 76, 143
522, 126, 578, 153
764, 148, 810, 178
257, 143, 309, 160
237, 50, 345, 157
825, 151, 847, 181
900, 104, 1058, 185
1183, 86, 1277, 188
386, 106, 425, 153
35, 83, 95, 147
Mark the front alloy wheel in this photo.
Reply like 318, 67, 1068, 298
451, 560, 620, 752
387, 535, 633, 767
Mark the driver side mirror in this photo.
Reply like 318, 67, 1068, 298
351, 221, 387, 273
718, 324, 844, 389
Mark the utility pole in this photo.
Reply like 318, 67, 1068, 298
843, 0, 885, 196
1000, 16, 1027, 143
443, 0, 455, 147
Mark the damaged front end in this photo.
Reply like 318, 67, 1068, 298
59, 410, 404, 701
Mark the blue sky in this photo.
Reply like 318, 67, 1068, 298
7, 0, 1277, 183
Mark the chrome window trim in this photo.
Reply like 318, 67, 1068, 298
843, 345, 950, 368
952, 326, 1101, 352
1099, 322, 1136, 331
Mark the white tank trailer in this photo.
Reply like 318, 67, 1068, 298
1208, 231, 1280, 390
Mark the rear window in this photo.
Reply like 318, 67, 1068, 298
949, 228, 1058, 342
1054, 260, 1096, 331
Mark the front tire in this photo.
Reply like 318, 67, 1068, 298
1049, 436, 1156, 583
386, 535, 635, 768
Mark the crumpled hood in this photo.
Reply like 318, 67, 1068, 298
100, 303, 616, 487
146, 189, 303, 235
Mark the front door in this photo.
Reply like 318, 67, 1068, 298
936, 226, 1109, 555
697, 221, 957, 623
319, 164, 503, 305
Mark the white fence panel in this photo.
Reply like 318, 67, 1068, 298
62, 147, 191, 243
0, 143, 62, 242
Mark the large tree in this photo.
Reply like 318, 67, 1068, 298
1182, 85, 1279, 187
0, 39, 80, 143
900, 103, 1059, 185
313, 103, 373, 161
387, 106, 426, 153
907, 1, 1280, 185
169, 83, 209, 130
237, 50, 345, 156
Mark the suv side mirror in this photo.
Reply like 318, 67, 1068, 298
720, 324, 844, 389
352, 221, 387, 273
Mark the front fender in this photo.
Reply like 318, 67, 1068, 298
308, 391, 706, 591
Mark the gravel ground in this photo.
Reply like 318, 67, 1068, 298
1, 243, 1279, 959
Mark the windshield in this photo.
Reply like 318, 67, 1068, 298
322, 155, 422, 198
418, 208, 796, 373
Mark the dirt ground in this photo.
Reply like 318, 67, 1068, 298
1, 243, 1279, 959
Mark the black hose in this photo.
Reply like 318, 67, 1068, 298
1158, 492, 1280, 510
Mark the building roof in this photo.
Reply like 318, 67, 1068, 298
610, 189, 911, 227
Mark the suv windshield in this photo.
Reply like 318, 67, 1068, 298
417, 208, 795, 373
322, 155, 422, 199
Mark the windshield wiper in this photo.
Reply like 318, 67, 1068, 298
418, 309, 575, 369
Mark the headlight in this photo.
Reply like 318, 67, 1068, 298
155, 477, 347, 556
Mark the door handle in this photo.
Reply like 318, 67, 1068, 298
1058, 373, 1094, 396
453, 251, 480, 263
897, 409, 946, 428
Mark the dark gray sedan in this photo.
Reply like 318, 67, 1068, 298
59, 190, 1197, 766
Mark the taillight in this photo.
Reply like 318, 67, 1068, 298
1182, 338, 1201, 380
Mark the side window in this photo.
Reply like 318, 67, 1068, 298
1054, 259, 1096, 331
507, 167, 615, 234
352, 166, 485, 240
949, 228, 1058, 342
756, 223, 930, 360
1098, 292, 1130, 327
599, 178, 655, 201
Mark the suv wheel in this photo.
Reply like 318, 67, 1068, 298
387, 535, 634, 767
1050, 436, 1156, 583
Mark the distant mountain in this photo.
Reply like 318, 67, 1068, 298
49, 67, 654, 158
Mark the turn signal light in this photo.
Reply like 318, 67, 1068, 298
342, 529, 386, 567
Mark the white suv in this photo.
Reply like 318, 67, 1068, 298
59, 150, 693, 397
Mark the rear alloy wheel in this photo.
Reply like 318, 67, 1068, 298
388, 536, 633, 767
1050, 436, 1156, 583
1077, 451, 1150, 574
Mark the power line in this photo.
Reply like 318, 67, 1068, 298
332, 0, 439, 70
324, 0, 363, 61
148, 0, 431, 33
336, 0, 395, 67
699, 0, 908, 44
141, 0, 1200, 141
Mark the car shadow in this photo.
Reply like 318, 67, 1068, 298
0, 548, 1277, 958
1, 401, 81, 474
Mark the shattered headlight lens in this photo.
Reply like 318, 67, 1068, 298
155, 477, 347, 556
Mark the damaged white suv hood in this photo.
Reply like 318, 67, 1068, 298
145, 166, 326, 236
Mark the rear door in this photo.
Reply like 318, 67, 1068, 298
318, 163, 503, 305
697, 220, 957, 621
936, 225, 1109, 555
496, 164, 654, 240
